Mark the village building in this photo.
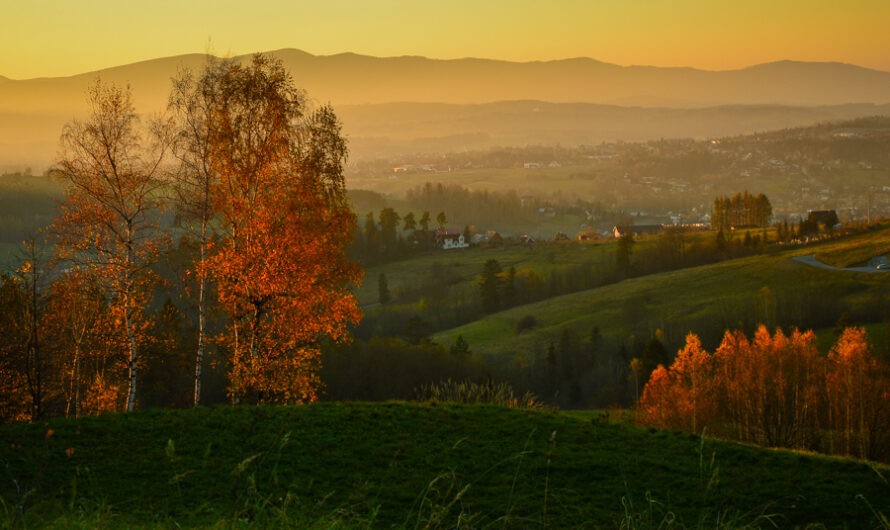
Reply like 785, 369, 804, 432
435, 228, 469, 250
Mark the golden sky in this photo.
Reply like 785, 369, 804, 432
3, 0, 889, 79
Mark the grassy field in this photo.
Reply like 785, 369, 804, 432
1, 403, 888, 528
355, 240, 615, 306
432, 229, 890, 360
355, 228, 732, 308
814, 224, 890, 268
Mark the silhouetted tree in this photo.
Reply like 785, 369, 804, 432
615, 232, 634, 275
450, 335, 471, 358
479, 259, 502, 313
378, 272, 390, 305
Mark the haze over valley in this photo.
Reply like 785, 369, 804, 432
3, 49, 890, 170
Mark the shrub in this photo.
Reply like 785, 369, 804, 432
516, 315, 537, 334
415, 378, 542, 409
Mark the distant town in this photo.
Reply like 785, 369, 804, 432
347, 117, 890, 234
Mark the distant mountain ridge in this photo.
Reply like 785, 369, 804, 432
4, 49, 890, 108
2, 49, 890, 169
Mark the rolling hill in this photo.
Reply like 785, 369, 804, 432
431, 229, 890, 361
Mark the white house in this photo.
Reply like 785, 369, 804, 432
435, 228, 469, 250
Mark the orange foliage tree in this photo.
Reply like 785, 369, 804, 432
185, 55, 361, 404
45, 271, 124, 417
0, 272, 31, 422
639, 333, 714, 433
825, 327, 890, 461
53, 80, 168, 412
640, 325, 890, 459
739, 327, 823, 448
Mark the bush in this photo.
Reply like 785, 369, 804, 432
516, 315, 537, 334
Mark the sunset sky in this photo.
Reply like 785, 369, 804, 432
3, 0, 889, 79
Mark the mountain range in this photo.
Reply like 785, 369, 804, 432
2, 49, 890, 169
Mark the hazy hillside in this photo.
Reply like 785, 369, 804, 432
3, 49, 890, 169
339, 101, 890, 159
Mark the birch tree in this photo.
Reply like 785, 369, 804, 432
53, 80, 168, 412
168, 63, 221, 406
185, 54, 361, 403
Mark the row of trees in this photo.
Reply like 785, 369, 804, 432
711, 191, 772, 231
640, 326, 890, 461
1, 54, 360, 420
405, 182, 534, 231
358, 208, 452, 264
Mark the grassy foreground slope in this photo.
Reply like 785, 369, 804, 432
1, 404, 888, 528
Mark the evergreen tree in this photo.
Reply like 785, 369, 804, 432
479, 259, 502, 313
450, 335, 470, 357
363, 212, 380, 262
379, 207, 401, 256
716, 228, 727, 254
403, 212, 416, 232
378, 272, 390, 305
503, 266, 517, 308
615, 232, 634, 275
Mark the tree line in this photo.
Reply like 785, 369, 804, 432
640, 326, 890, 462
711, 191, 772, 231
0, 54, 359, 421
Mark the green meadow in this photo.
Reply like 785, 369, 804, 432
1, 403, 888, 528
432, 228, 890, 360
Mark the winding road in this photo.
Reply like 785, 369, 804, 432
793, 255, 889, 274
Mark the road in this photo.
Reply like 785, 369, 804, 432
792, 255, 889, 274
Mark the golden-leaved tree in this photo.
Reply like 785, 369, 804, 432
640, 325, 889, 460
174, 55, 361, 404
53, 80, 168, 412
825, 327, 890, 461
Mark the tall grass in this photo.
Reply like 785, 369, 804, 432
415, 379, 543, 409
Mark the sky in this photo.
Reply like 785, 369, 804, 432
3, 0, 889, 79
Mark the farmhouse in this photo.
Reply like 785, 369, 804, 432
435, 228, 469, 250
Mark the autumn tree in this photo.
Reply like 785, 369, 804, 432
193, 54, 361, 403
168, 62, 222, 406
53, 80, 168, 412
711, 191, 772, 230
0, 273, 30, 421
826, 327, 890, 460
10, 240, 54, 420
45, 270, 115, 417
